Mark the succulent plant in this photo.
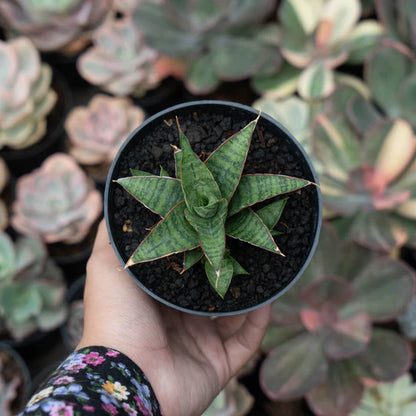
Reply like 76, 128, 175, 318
133, 0, 281, 94
0, 231, 67, 340
311, 114, 416, 251
259, 225, 415, 416
346, 42, 416, 133
65, 94, 146, 166
77, 16, 166, 97
112, 0, 141, 15
376, 0, 416, 50
351, 373, 416, 416
116, 116, 313, 298
11, 153, 102, 245
253, 0, 384, 100
397, 296, 416, 340
202, 378, 254, 416
0, 0, 110, 53
0, 37, 57, 150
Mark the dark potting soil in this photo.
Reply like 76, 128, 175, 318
109, 109, 318, 313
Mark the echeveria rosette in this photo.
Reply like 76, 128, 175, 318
346, 42, 416, 134
0, 37, 57, 150
11, 153, 103, 245
116, 115, 313, 298
0, 0, 110, 53
77, 15, 162, 97
133, 0, 281, 95
0, 231, 67, 340
253, 0, 384, 100
350, 373, 416, 416
259, 225, 415, 416
311, 113, 416, 252
65, 94, 146, 165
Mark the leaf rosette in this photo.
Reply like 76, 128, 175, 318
117, 115, 312, 297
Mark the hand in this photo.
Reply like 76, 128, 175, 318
77, 220, 271, 416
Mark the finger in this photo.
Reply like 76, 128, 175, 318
214, 314, 247, 341
223, 304, 271, 375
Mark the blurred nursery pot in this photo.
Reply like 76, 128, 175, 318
105, 101, 322, 316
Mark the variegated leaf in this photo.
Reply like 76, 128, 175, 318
205, 115, 259, 202
183, 247, 203, 271
204, 253, 234, 299
126, 201, 199, 266
117, 176, 184, 217
228, 174, 311, 216
256, 198, 288, 230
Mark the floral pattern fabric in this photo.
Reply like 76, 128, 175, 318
20, 346, 161, 416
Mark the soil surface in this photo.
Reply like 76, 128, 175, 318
107, 104, 320, 313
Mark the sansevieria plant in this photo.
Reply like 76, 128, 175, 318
116, 115, 313, 298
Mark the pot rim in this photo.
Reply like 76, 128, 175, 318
105, 100, 322, 316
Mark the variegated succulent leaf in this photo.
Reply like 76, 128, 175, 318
121, 116, 312, 297
259, 225, 414, 409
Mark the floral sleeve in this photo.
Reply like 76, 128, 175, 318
20, 346, 162, 416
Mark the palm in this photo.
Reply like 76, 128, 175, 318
79, 221, 270, 416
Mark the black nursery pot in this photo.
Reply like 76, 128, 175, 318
105, 101, 322, 316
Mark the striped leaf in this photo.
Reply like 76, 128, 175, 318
205, 115, 259, 202
204, 254, 234, 299
117, 176, 184, 217
185, 199, 227, 273
256, 198, 289, 230
226, 209, 282, 254
178, 123, 222, 214
228, 174, 311, 216
126, 201, 199, 266
183, 247, 203, 271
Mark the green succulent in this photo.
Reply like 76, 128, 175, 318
253, 0, 384, 100
133, 0, 281, 94
117, 116, 312, 298
311, 112, 416, 252
0, 232, 67, 340
376, 0, 416, 50
202, 378, 254, 416
347, 42, 416, 133
351, 373, 416, 416
259, 225, 415, 416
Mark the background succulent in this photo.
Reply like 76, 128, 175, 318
311, 115, 416, 251
202, 378, 254, 416
11, 153, 102, 245
0, 37, 57, 150
117, 116, 312, 297
259, 225, 415, 416
77, 15, 165, 97
350, 373, 416, 416
346, 42, 416, 133
0, 0, 110, 53
375, 0, 416, 50
65, 94, 146, 166
133, 0, 281, 94
0, 231, 67, 340
253, 0, 384, 100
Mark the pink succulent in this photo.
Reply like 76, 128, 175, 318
11, 153, 102, 244
0, 0, 110, 52
65, 94, 145, 165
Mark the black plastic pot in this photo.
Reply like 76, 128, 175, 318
105, 100, 322, 316
1, 68, 72, 177
0, 342, 32, 413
